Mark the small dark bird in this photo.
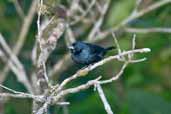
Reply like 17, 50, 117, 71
68, 41, 115, 66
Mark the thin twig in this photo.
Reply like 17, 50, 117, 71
112, 32, 125, 61
65, 24, 76, 47
100, 62, 128, 84
88, 0, 111, 41
37, 0, 43, 42
0, 84, 44, 102
96, 84, 113, 114
125, 27, 171, 33
48, 54, 70, 78
121, 0, 171, 26
12, 0, 25, 19
70, 0, 97, 25
53, 77, 102, 102
132, 34, 136, 50
98, 0, 171, 40
129, 34, 136, 59
112, 33, 122, 54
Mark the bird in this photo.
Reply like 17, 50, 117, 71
68, 41, 115, 66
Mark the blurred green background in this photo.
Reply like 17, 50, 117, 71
0, 0, 171, 114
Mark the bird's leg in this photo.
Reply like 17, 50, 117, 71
80, 64, 92, 70
86, 64, 94, 70
81, 66, 88, 70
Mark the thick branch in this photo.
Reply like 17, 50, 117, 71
36, 20, 65, 91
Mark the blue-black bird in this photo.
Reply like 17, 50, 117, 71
68, 41, 115, 66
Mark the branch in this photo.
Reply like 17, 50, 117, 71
48, 0, 169, 78
96, 0, 171, 40
53, 76, 101, 102
54, 48, 150, 93
48, 54, 70, 78
36, 20, 66, 91
65, 24, 76, 47
88, 0, 111, 41
100, 62, 128, 84
12, 0, 25, 19
70, 0, 97, 25
121, 0, 171, 26
0, 84, 44, 102
0, 34, 33, 93
35, 77, 100, 114
124, 27, 171, 33
96, 84, 114, 114
1, 0, 37, 86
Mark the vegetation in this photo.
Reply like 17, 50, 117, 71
0, 0, 171, 114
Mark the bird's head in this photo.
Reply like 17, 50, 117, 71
68, 41, 85, 54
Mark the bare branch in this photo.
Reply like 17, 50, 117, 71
49, 0, 171, 77
112, 33, 125, 61
0, 34, 33, 93
54, 48, 150, 93
99, 0, 171, 39
96, 84, 113, 114
65, 24, 76, 46
35, 101, 49, 114
129, 34, 136, 60
88, 0, 111, 41
121, 0, 171, 26
12, 0, 25, 19
13, 0, 37, 61
48, 54, 71, 78
70, 0, 97, 25
36, 20, 65, 91
124, 27, 171, 33
37, 0, 43, 42
0, 84, 44, 102
53, 76, 102, 102
1, 0, 37, 85
112, 33, 122, 54
132, 34, 136, 50
100, 62, 128, 84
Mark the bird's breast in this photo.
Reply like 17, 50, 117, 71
72, 49, 90, 64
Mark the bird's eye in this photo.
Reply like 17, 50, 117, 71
72, 43, 76, 46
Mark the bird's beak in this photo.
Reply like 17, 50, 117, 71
68, 46, 74, 50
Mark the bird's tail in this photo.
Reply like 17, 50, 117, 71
105, 46, 116, 51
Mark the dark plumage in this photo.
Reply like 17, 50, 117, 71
68, 41, 115, 66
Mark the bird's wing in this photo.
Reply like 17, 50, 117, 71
85, 43, 104, 54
